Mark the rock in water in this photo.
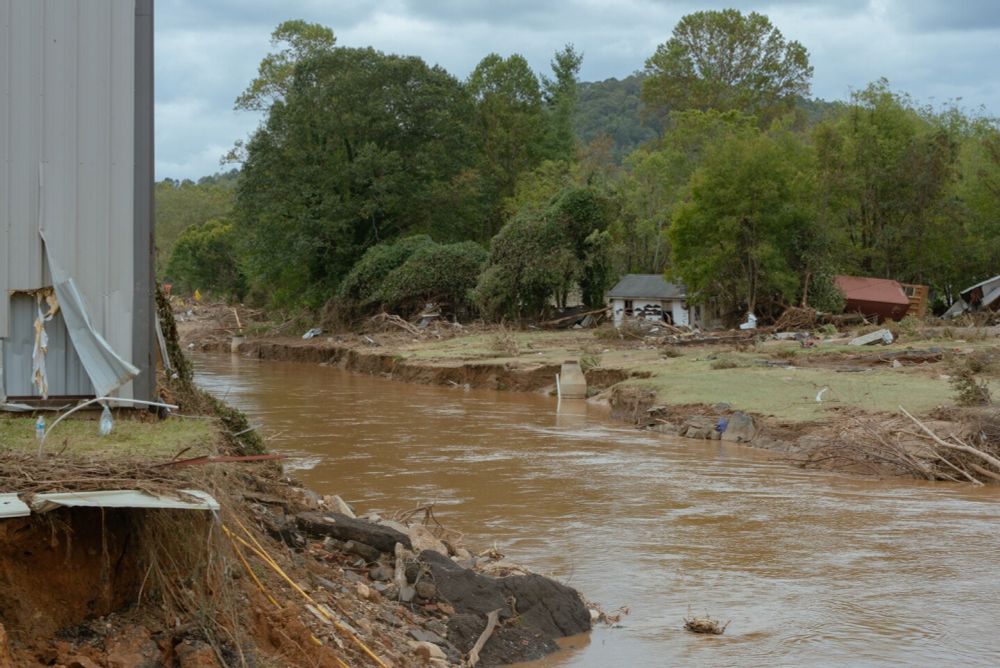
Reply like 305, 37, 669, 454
720, 412, 756, 443
419, 550, 591, 664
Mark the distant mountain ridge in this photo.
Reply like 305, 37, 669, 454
573, 72, 845, 161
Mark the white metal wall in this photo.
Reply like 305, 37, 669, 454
0, 0, 137, 398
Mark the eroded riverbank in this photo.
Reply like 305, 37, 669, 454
195, 352, 1000, 667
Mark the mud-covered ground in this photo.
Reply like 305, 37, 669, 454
176, 301, 1000, 481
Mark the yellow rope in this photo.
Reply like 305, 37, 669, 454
224, 521, 388, 668
226, 530, 280, 608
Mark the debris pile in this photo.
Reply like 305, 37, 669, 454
798, 406, 1000, 485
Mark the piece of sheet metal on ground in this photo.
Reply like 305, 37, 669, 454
0, 493, 32, 518
30, 489, 219, 514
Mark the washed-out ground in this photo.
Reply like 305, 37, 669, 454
0, 380, 593, 668
175, 301, 1000, 483
178, 301, 998, 424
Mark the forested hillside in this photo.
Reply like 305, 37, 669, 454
573, 74, 660, 161
157, 10, 1000, 324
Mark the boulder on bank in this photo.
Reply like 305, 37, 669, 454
419, 550, 590, 665
721, 412, 756, 443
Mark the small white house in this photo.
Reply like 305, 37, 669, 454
607, 274, 703, 327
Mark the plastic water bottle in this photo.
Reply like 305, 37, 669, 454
35, 416, 45, 442
99, 405, 113, 436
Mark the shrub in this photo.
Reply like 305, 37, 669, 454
490, 324, 520, 356
338, 235, 434, 307
579, 354, 602, 373
897, 315, 921, 338
951, 366, 992, 406
817, 323, 837, 337
379, 241, 487, 316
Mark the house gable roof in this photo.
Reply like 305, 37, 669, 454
607, 274, 686, 300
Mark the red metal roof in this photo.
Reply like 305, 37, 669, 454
834, 275, 910, 306
835, 275, 911, 321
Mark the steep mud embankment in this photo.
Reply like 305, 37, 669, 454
200, 338, 632, 395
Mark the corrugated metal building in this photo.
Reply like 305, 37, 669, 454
0, 0, 154, 404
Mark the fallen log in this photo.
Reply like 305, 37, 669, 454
295, 512, 412, 553
539, 307, 607, 328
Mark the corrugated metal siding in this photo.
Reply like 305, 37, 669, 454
0, 0, 137, 399
3, 294, 93, 397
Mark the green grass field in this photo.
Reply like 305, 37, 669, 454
0, 414, 218, 458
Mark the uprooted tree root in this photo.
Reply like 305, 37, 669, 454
797, 406, 1000, 485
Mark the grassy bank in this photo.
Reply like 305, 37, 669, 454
389, 329, 991, 422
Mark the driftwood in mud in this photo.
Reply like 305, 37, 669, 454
684, 614, 730, 635
668, 332, 757, 347
540, 307, 607, 328
369, 312, 421, 336
295, 512, 412, 553
467, 609, 501, 667
900, 407, 1000, 479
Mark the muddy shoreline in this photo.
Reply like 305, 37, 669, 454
194, 336, 821, 459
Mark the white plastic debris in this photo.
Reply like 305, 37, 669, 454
302, 327, 323, 340
99, 405, 113, 436
739, 313, 758, 330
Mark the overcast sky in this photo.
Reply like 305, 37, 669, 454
155, 0, 1000, 180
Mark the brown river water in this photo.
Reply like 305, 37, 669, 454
193, 352, 1000, 667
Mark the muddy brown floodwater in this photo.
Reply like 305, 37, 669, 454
194, 352, 1000, 667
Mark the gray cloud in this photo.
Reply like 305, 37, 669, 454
884, 0, 1000, 32
153, 1, 1000, 180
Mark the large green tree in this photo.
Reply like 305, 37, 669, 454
541, 44, 584, 162
235, 20, 337, 112
467, 53, 547, 239
643, 10, 812, 123
165, 218, 246, 299
670, 126, 820, 320
155, 171, 237, 276
614, 110, 756, 274
813, 80, 960, 284
235, 45, 478, 307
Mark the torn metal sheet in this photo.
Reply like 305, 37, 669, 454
31, 489, 219, 514
0, 493, 31, 519
31, 290, 59, 398
155, 314, 172, 373
39, 230, 139, 397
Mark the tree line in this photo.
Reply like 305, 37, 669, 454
162, 11, 1000, 324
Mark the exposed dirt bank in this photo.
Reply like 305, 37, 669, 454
177, 303, 1000, 484
0, 295, 595, 668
